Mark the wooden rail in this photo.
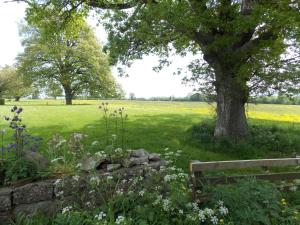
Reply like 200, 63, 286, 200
190, 157, 300, 188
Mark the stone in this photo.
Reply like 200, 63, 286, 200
54, 177, 88, 198
148, 153, 161, 161
13, 200, 60, 218
0, 213, 12, 225
21, 151, 49, 170
114, 165, 144, 178
149, 160, 167, 170
121, 158, 135, 168
107, 164, 121, 172
129, 156, 149, 166
13, 181, 53, 205
81, 157, 97, 171
130, 149, 149, 158
81, 157, 107, 171
0, 188, 12, 212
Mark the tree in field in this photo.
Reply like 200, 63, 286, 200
17, 11, 120, 105
24, 0, 300, 139
0, 66, 14, 98
0, 65, 31, 101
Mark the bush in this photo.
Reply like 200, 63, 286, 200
4, 157, 39, 181
187, 120, 300, 155
0, 98, 5, 105
209, 179, 299, 225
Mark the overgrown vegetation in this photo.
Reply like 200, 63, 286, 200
0, 101, 298, 224
187, 119, 300, 159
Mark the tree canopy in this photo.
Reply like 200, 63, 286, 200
0, 65, 31, 100
22, 0, 300, 139
17, 8, 122, 105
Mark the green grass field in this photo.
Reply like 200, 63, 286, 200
1, 99, 300, 170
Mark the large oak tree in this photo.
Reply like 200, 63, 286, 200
17, 9, 121, 105
22, 0, 300, 139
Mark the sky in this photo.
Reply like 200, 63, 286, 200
0, 1, 194, 98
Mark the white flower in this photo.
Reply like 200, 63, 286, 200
289, 185, 298, 192
211, 216, 219, 225
153, 195, 163, 206
217, 200, 224, 206
95, 151, 107, 158
164, 174, 177, 182
106, 176, 113, 180
192, 203, 199, 211
54, 179, 62, 185
62, 206, 72, 214
75, 163, 82, 168
138, 190, 145, 196
179, 209, 184, 214
90, 176, 100, 185
162, 199, 171, 212
204, 208, 214, 216
72, 175, 80, 182
198, 210, 206, 222
114, 148, 123, 153
92, 141, 99, 146
115, 215, 125, 224
219, 206, 228, 215
116, 189, 124, 195
85, 201, 91, 207
111, 134, 117, 140
95, 212, 106, 221
51, 157, 64, 163
56, 191, 64, 197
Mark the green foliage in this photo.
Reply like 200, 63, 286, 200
14, 150, 231, 225
99, 102, 128, 148
210, 179, 299, 225
0, 65, 31, 100
187, 119, 300, 157
3, 157, 39, 181
17, 8, 121, 105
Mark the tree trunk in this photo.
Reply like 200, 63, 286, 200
15, 96, 21, 102
63, 86, 73, 105
214, 72, 248, 140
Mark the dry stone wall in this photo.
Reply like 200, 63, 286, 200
0, 149, 166, 224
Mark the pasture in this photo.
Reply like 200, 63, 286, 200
1, 100, 300, 169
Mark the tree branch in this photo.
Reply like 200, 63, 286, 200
86, 0, 137, 9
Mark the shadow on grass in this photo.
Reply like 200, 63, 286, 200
3, 113, 298, 171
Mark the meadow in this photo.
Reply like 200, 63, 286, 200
1, 99, 300, 170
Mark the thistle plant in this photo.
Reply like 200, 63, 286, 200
99, 102, 110, 145
99, 102, 128, 149
118, 107, 128, 149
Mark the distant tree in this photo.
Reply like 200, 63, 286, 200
0, 66, 14, 98
189, 93, 206, 102
114, 83, 126, 99
129, 92, 136, 100
0, 65, 31, 101
17, 10, 120, 105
